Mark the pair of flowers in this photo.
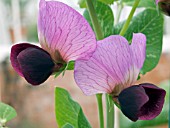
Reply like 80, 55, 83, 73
10, 0, 166, 121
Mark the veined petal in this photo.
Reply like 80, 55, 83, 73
38, 0, 96, 62
74, 34, 146, 96
17, 47, 54, 85
126, 33, 146, 84
10, 43, 42, 76
118, 83, 166, 121
75, 35, 134, 95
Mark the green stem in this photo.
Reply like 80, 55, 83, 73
119, 0, 141, 36
85, 0, 104, 40
96, 94, 104, 128
106, 94, 114, 128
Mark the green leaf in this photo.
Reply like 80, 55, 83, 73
83, 1, 114, 38
0, 102, 17, 126
114, 9, 164, 74
78, 0, 115, 8
98, 0, 114, 4
78, 0, 86, 8
55, 87, 91, 128
122, 0, 157, 9
62, 123, 74, 128
119, 80, 169, 128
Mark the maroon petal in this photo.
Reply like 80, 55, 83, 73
118, 83, 166, 121
10, 43, 43, 76
17, 47, 54, 85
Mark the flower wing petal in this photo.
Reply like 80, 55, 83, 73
17, 47, 54, 85
118, 83, 166, 121
38, 0, 96, 62
138, 83, 166, 120
10, 43, 41, 77
74, 35, 135, 95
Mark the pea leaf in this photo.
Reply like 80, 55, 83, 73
114, 9, 164, 74
78, 0, 115, 8
119, 80, 169, 128
0, 102, 17, 126
55, 87, 91, 128
84, 1, 114, 38
122, 0, 156, 9
98, 0, 114, 4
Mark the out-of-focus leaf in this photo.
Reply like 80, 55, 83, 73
114, 9, 163, 74
78, 0, 86, 8
119, 80, 169, 128
0, 102, 17, 126
55, 87, 91, 128
78, 0, 114, 8
62, 123, 74, 128
122, 0, 156, 9
84, 1, 114, 38
98, 0, 114, 4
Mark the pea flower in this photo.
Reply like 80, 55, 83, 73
74, 33, 166, 121
10, 0, 96, 85
156, 0, 170, 16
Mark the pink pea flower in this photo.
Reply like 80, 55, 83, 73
74, 33, 166, 121
10, 0, 96, 85
156, 0, 170, 16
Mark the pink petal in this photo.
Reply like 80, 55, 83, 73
156, 0, 159, 4
74, 34, 146, 95
131, 33, 146, 69
38, 0, 96, 62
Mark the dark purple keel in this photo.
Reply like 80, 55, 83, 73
118, 83, 166, 121
10, 43, 54, 85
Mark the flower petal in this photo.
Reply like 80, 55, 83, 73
38, 0, 96, 62
138, 83, 166, 120
17, 47, 54, 85
10, 43, 42, 77
118, 83, 166, 121
75, 35, 134, 95
156, 0, 159, 4
131, 33, 146, 69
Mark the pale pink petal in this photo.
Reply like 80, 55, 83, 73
75, 36, 133, 95
156, 0, 159, 4
74, 34, 146, 95
38, 0, 96, 62
126, 33, 146, 84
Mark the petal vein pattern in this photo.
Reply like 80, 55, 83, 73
74, 34, 146, 95
38, 0, 96, 62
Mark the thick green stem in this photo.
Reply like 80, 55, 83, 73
106, 94, 114, 128
96, 94, 104, 128
85, 0, 104, 40
119, 0, 141, 36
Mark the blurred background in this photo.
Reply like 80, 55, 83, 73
0, 0, 169, 128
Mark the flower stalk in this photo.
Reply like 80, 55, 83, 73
106, 94, 114, 128
96, 94, 104, 128
119, 0, 141, 36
